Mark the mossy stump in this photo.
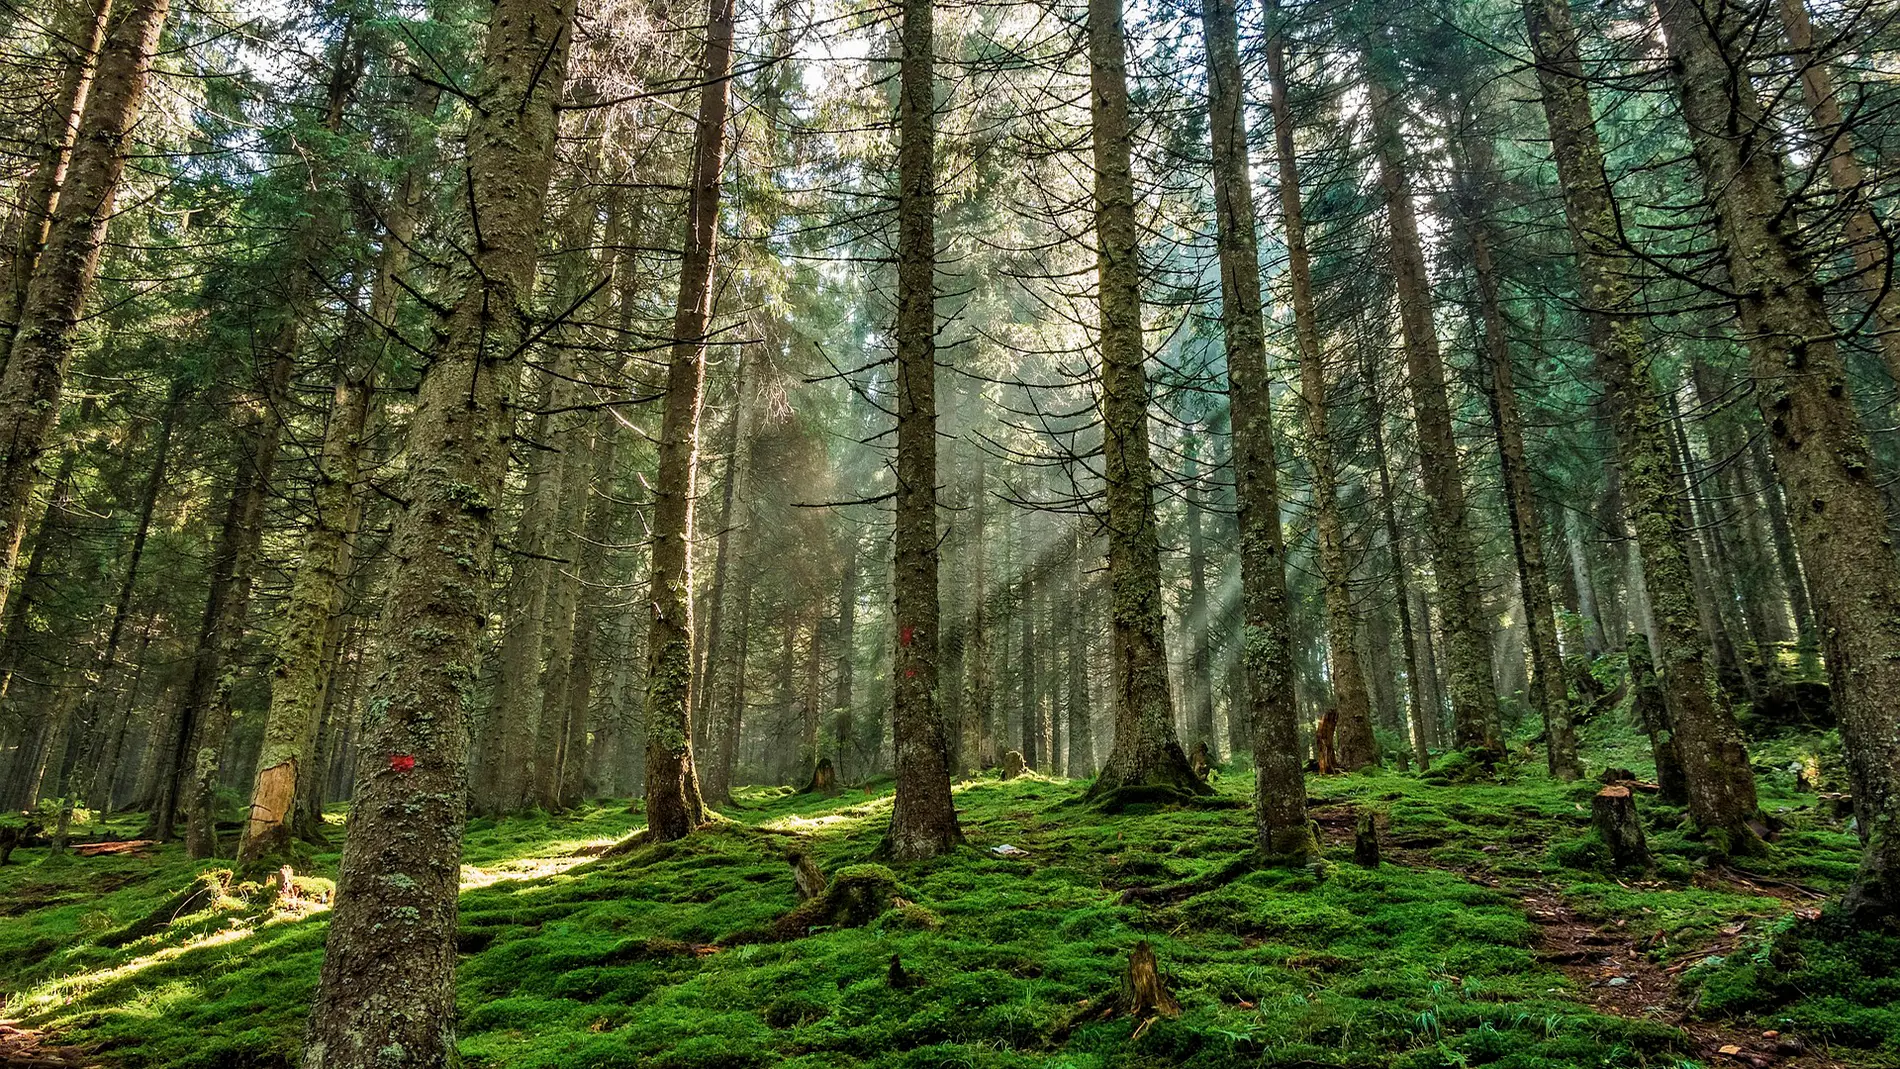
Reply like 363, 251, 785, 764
1592, 786, 1650, 870
1000, 750, 1027, 780
1353, 809, 1381, 868
798, 757, 839, 796
1118, 941, 1180, 1019
1189, 741, 1212, 780
770, 863, 904, 939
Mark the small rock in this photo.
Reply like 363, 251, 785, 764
1606, 976, 1630, 987
1775, 1035, 1806, 1056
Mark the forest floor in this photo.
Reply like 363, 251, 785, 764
1, 719, 1895, 1069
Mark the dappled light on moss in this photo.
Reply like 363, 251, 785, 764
0, 750, 1884, 1068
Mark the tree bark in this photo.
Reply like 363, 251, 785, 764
1364, 67, 1500, 754
1196, 0, 1306, 852
0, 0, 168, 629
833, 532, 857, 779
1528, 0, 1760, 848
1362, 340, 1435, 767
1451, 129, 1580, 779
1181, 444, 1216, 754
1085, 0, 1204, 801
643, 0, 736, 842
883, 0, 962, 859
1269, 22, 1375, 773
298, 0, 575, 1060
1657, 0, 1900, 904
0, 0, 113, 359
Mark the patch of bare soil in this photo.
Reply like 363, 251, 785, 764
0, 1023, 97, 1068
1520, 886, 1849, 1068
1306, 799, 1852, 1068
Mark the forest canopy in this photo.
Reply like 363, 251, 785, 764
0, 0, 1898, 1063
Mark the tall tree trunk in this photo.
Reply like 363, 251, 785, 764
693, 349, 749, 787
643, 0, 736, 841
1181, 444, 1216, 753
1664, 386, 1757, 702
1198, 0, 1306, 854
1749, 435, 1819, 662
1658, 0, 1900, 907
961, 461, 994, 771
1085, 0, 1204, 800
1362, 341, 1434, 767
0, 0, 169, 621
1452, 131, 1580, 778
883, 0, 962, 859
0, 0, 112, 358
1564, 507, 1610, 654
477, 401, 554, 813
1269, 21, 1374, 772
299, 0, 575, 1059
238, 365, 370, 865
1528, 0, 1760, 847
162, 363, 288, 855
73, 387, 175, 812
1364, 68, 1500, 754
1773, 0, 1900, 386
833, 532, 857, 779
1066, 522, 1095, 776
1019, 574, 1038, 769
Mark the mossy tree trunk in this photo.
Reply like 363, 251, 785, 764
1270, 17, 1374, 774
696, 347, 749, 803
832, 531, 858, 779
961, 460, 995, 771
236, 30, 376, 866
0, 0, 168, 652
1528, 0, 1760, 848
298, 0, 576, 1059
1182, 443, 1216, 754
1086, 0, 1205, 800
1774, 0, 1900, 388
884, 0, 962, 860
0, 0, 112, 359
1450, 127, 1580, 780
643, 0, 737, 842
1363, 340, 1435, 768
1198, 0, 1308, 853
1067, 521, 1096, 775
1364, 66, 1501, 754
534, 176, 607, 812
1658, 0, 1900, 905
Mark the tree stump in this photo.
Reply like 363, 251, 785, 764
1119, 940, 1180, 1019
1353, 808, 1381, 868
887, 954, 914, 989
1189, 741, 1212, 780
1000, 750, 1027, 780
1315, 709, 1338, 774
789, 851, 827, 901
1591, 786, 1650, 870
798, 757, 839, 796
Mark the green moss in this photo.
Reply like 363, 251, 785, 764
0, 751, 1880, 1068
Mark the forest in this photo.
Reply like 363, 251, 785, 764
0, 0, 1897, 1061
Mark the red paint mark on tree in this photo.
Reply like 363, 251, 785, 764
900, 625, 915, 647
905, 667, 917, 678
390, 754, 416, 773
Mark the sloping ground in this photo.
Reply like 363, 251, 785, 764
0, 751, 1890, 1069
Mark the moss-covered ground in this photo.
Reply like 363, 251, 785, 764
1, 717, 1891, 1068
